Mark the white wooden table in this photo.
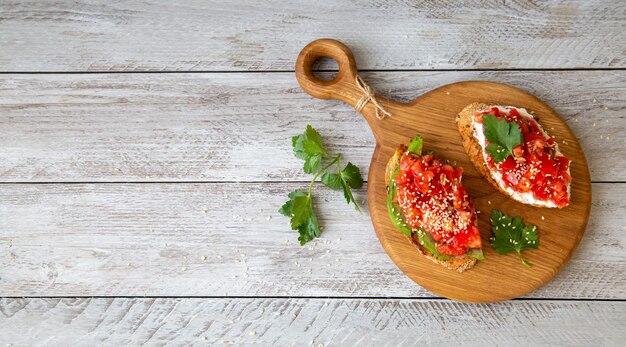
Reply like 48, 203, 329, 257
0, 1, 625, 345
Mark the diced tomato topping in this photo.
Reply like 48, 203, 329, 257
395, 152, 482, 256
478, 107, 571, 208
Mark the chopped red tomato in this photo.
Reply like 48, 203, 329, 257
395, 152, 482, 256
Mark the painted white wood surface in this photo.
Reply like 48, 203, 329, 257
1, 298, 624, 346
0, 71, 623, 182
0, 182, 623, 298
0, 0, 624, 71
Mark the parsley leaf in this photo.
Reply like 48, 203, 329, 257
339, 162, 363, 211
279, 190, 320, 245
321, 172, 341, 190
482, 114, 523, 163
321, 162, 363, 211
292, 125, 328, 173
282, 125, 364, 245
489, 209, 539, 268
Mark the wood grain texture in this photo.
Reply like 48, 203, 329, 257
1, 298, 625, 346
0, 182, 623, 299
0, 71, 623, 182
296, 39, 592, 302
0, 0, 624, 71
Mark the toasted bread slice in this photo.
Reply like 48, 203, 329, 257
457, 102, 570, 208
386, 146, 477, 272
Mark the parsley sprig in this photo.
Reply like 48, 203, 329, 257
279, 125, 364, 245
490, 209, 539, 268
482, 114, 523, 163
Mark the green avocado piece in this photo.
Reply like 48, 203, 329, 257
406, 135, 423, 155
415, 229, 451, 261
466, 248, 485, 260
387, 167, 411, 236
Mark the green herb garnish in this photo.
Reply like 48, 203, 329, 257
490, 209, 539, 268
482, 114, 523, 163
280, 125, 364, 245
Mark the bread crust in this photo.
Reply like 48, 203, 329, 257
456, 102, 557, 208
385, 147, 477, 272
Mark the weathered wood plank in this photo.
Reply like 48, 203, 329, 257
0, 182, 623, 298
0, 71, 623, 182
0, 0, 623, 71
0, 298, 624, 346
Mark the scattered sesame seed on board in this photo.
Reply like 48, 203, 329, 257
200, 256, 206, 261
266, 215, 272, 221
593, 98, 597, 103
541, 216, 545, 220
249, 331, 256, 336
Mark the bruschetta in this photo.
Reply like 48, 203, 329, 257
386, 135, 484, 272
457, 103, 571, 208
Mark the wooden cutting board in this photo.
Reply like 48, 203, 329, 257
295, 39, 591, 303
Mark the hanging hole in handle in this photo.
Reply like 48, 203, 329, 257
311, 56, 338, 82
296, 39, 358, 100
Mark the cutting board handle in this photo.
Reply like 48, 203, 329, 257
296, 39, 394, 140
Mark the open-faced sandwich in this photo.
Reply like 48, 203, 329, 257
457, 103, 571, 208
386, 135, 484, 272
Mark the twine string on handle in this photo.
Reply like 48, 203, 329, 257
354, 75, 392, 120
